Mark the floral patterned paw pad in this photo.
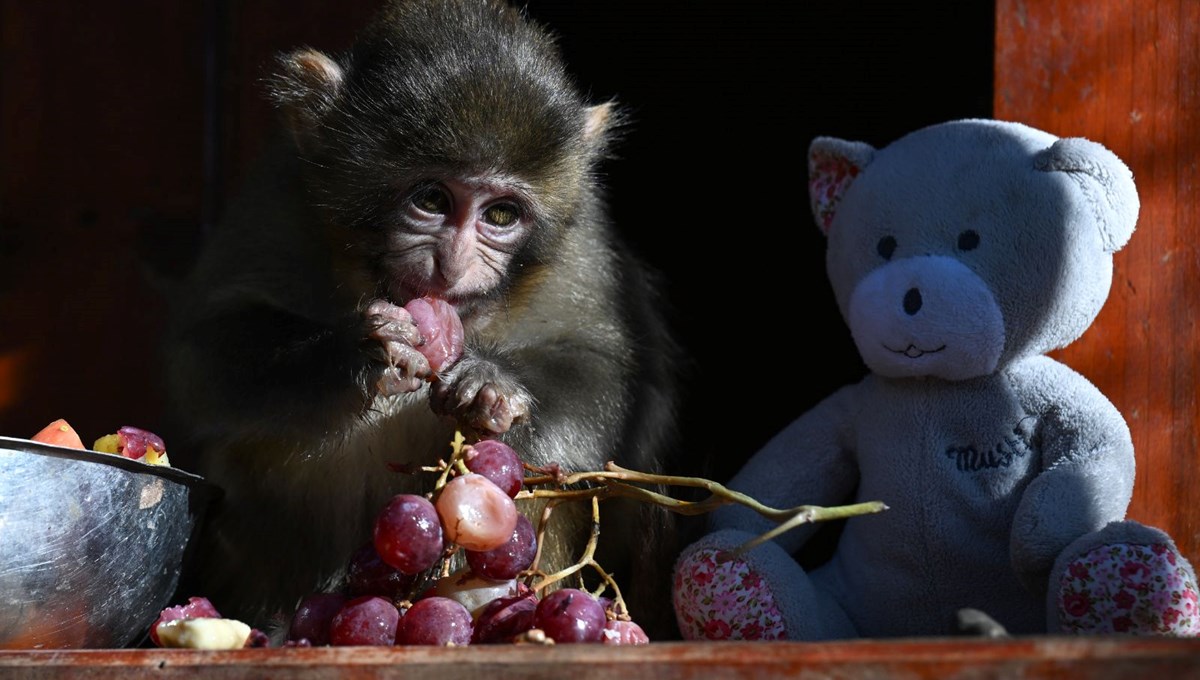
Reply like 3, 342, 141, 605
1057, 542, 1200, 635
672, 546, 787, 640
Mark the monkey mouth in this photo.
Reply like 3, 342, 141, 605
884, 343, 946, 358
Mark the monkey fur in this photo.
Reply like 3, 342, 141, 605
162, 0, 683, 640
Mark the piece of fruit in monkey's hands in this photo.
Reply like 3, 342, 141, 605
404, 295, 464, 372
366, 296, 464, 395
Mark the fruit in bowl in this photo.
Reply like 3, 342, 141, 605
0, 420, 218, 649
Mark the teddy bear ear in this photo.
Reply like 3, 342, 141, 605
1033, 137, 1140, 253
807, 137, 876, 235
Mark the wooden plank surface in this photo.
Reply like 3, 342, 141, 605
995, 0, 1200, 565
2, 638, 1200, 680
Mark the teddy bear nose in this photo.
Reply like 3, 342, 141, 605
903, 287, 923, 315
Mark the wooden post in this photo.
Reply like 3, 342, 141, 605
995, 0, 1200, 563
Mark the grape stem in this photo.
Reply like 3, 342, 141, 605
526, 496, 627, 617
438, 432, 887, 619
516, 461, 888, 557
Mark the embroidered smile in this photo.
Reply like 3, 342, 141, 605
885, 343, 947, 358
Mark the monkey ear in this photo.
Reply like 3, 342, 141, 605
582, 101, 622, 156
267, 48, 346, 146
807, 137, 876, 235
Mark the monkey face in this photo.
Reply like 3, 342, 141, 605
379, 174, 538, 306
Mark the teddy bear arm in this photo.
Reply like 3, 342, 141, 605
710, 384, 861, 555
1009, 365, 1136, 590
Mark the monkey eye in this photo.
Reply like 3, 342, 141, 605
411, 185, 450, 214
483, 203, 520, 227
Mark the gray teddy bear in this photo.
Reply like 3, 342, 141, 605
672, 119, 1199, 639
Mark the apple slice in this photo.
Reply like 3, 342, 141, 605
30, 418, 85, 449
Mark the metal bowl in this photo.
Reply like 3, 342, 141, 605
0, 436, 220, 649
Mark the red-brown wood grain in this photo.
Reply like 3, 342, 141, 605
2, 637, 1200, 680
995, 0, 1200, 566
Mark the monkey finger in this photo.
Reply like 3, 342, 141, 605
365, 300, 422, 344
376, 367, 424, 396
463, 384, 532, 435
367, 318, 422, 347
364, 298, 411, 321
371, 343, 431, 394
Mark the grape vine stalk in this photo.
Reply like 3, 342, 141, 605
426, 430, 888, 632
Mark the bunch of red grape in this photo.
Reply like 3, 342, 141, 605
284, 438, 649, 647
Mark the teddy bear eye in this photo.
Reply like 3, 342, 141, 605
958, 229, 981, 251
877, 235, 897, 260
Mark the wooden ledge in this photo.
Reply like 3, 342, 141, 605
2, 637, 1199, 679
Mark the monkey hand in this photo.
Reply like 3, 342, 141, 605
430, 358, 532, 436
364, 299, 431, 395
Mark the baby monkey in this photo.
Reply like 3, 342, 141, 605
163, 0, 683, 640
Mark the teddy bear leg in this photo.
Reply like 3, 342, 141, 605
672, 528, 857, 641
1050, 520, 1200, 635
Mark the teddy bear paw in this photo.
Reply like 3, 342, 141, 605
672, 543, 788, 640
1056, 541, 1200, 635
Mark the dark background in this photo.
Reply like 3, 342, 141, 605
0, 1, 995, 489
520, 1, 995, 484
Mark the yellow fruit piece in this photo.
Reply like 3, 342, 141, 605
155, 618, 251, 650
93, 434, 121, 455
91, 433, 171, 466
144, 449, 170, 466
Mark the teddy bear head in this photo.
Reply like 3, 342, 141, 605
806, 119, 1139, 381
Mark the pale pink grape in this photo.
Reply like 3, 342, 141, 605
435, 473, 518, 551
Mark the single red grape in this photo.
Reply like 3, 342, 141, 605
114, 425, 167, 460
347, 541, 419, 599
465, 513, 536, 580
329, 596, 400, 646
394, 596, 473, 646
602, 619, 650, 645
374, 494, 444, 574
532, 588, 606, 643
463, 439, 524, 497
287, 592, 349, 646
472, 592, 539, 644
